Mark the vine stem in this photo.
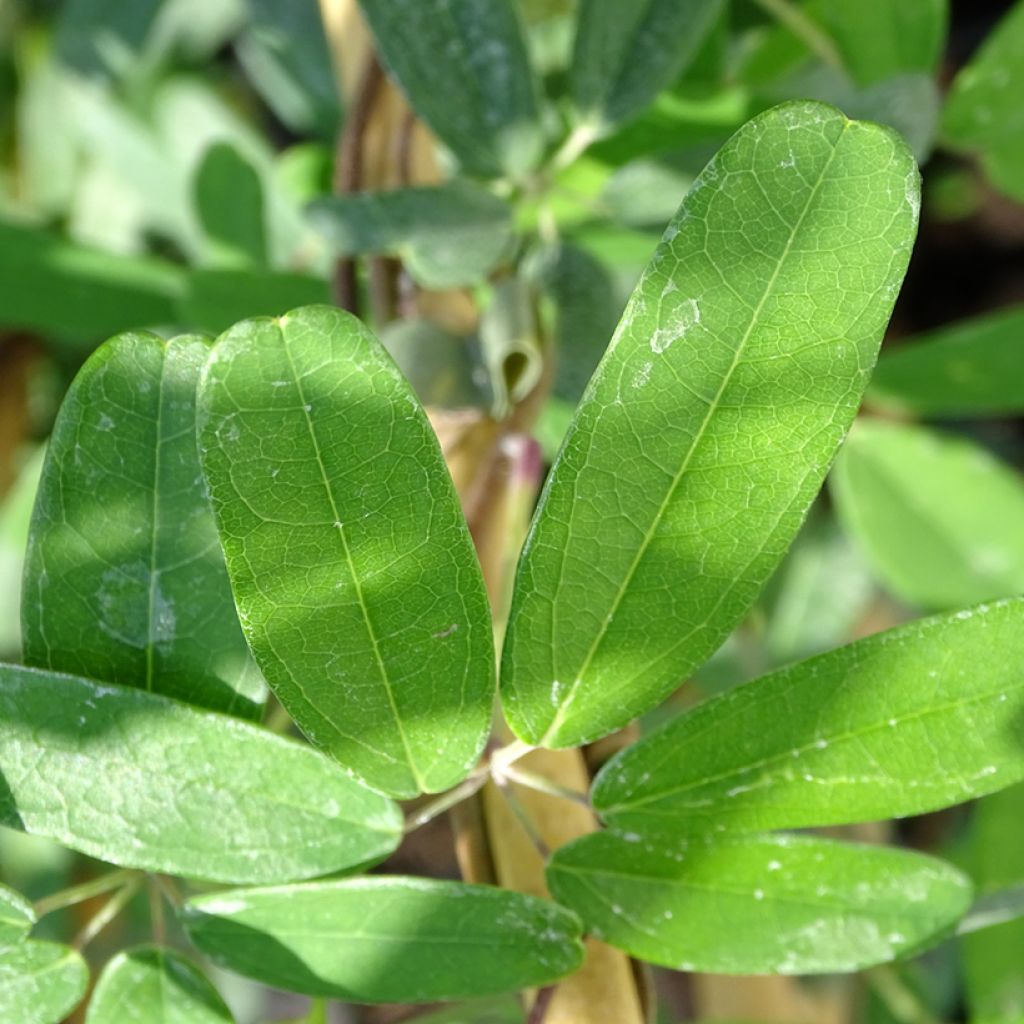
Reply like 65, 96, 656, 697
34, 869, 139, 918
751, 0, 844, 71
72, 875, 143, 951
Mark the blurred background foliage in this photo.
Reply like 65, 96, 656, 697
0, 0, 1023, 1022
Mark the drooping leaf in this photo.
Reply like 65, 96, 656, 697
500, 101, 920, 748
182, 877, 584, 1002
0, 940, 88, 1024
548, 831, 972, 975
869, 305, 1024, 416
821, 0, 948, 86
831, 420, 1024, 609
357, 0, 543, 178
194, 142, 267, 268
570, 0, 725, 133
22, 332, 265, 718
0, 885, 34, 949
308, 183, 514, 289
0, 221, 184, 349
592, 599, 1024, 833
86, 946, 234, 1024
0, 664, 401, 883
942, 1, 1024, 203
197, 305, 495, 798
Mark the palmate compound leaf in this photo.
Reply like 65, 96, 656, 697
593, 599, 1024, 833
547, 831, 972, 975
182, 878, 585, 1003
21, 331, 264, 718
500, 101, 920, 749
86, 947, 233, 1024
0, 664, 400, 883
197, 305, 495, 798
0, 940, 89, 1024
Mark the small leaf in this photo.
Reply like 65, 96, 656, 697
194, 143, 267, 268
869, 305, 1024, 416
0, 664, 401, 883
197, 305, 495, 798
0, 885, 34, 949
593, 599, 1024, 833
500, 101, 920, 749
547, 831, 972, 975
308, 183, 514, 289
358, 0, 543, 178
831, 420, 1024, 609
570, 0, 725, 132
86, 946, 234, 1024
22, 332, 264, 718
182, 877, 585, 1003
0, 940, 88, 1024
942, 0, 1024, 203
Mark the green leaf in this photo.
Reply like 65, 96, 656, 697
0, 448, 44, 660
821, 0, 948, 86
547, 831, 972, 975
592, 599, 1024, 833
0, 885, 34, 949
307, 183, 514, 289
570, 0, 726, 133
0, 664, 401, 883
197, 305, 495, 798
500, 100, 920, 748
0, 221, 184, 350
86, 946, 234, 1024
942, 0, 1024, 203
182, 877, 584, 1002
194, 143, 267, 268
0, 940, 88, 1024
22, 332, 264, 718
831, 420, 1024, 609
869, 305, 1024, 416
357, 0, 543, 179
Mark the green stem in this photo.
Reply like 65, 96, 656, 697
498, 763, 591, 808
404, 767, 490, 833
34, 869, 138, 918
751, 0, 844, 71
73, 875, 143, 951
866, 965, 942, 1024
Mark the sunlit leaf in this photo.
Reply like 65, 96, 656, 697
0, 885, 34, 949
0, 940, 88, 1024
501, 101, 920, 748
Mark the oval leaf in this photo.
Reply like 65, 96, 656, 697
548, 831, 972, 975
869, 305, 1024, 416
0, 940, 88, 1024
0, 885, 34, 949
0, 664, 400, 883
571, 0, 725, 132
182, 878, 584, 1003
831, 420, 1024, 609
194, 142, 267, 269
197, 305, 495, 798
358, 0, 542, 179
86, 946, 233, 1024
22, 331, 264, 718
500, 101, 920, 748
594, 599, 1024, 833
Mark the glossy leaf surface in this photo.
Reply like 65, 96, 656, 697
197, 305, 495, 798
22, 332, 264, 718
0, 664, 400, 883
869, 305, 1024, 416
308, 183, 514, 289
0, 885, 34, 948
571, 0, 725, 132
501, 101, 920, 748
86, 947, 233, 1024
0, 940, 88, 1024
358, 0, 542, 178
942, 1, 1024, 202
831, 420, 1024, 609
183, 878, 584, 1002
594, 600, 1024, 832
548, 831, 972, 975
